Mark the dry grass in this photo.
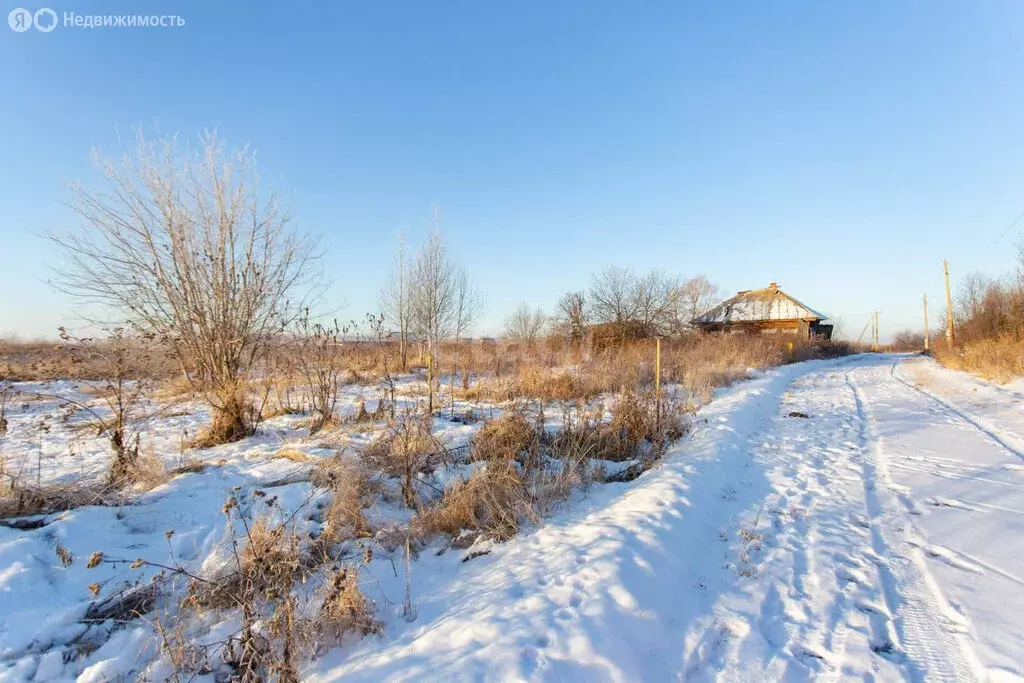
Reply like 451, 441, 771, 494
172, 506, 379, 681
931, 272, 1024, 381
274, 448, 314, 464
470, 411, 537, 464
0, 479, 124, 520
0, 446, 174, 521
152, 376, 196, 402
0, 338, 180, 382
129, 446, 173, 490
418, 413, 538, 541
417, 391, 691, 544
417, 463, 532, 542
362, 412, 437, 507
311, 456, 373, 548
933, 337, 1024, 383
549, 390, 689, 464
185, 518, 299, 611
317, 565, 382, 642
455, 335, 850, 408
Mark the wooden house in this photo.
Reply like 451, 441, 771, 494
691, 282, 832, 340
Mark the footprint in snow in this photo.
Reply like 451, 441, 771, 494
855, 598, 890, 617
519, 646, 546, 674
837, 565, 867, 586
792, 643, 831, 669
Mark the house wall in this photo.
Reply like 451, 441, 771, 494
699, 319, 820, 338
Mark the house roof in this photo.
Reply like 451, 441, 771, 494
692, 282, 826, 325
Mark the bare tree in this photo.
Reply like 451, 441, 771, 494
407, 226, 481, 415
448, 270, 484, 415
589, 266, 640, 326
452, 270, 484, 346
52, 130, 318, 445
633, 270, 680, 335
505, 303, 546, 344
291, 311, 350, 435
589, 266, 685, 336
553, 290, 588, 342
380, 234, 412, 371
410, 231, 458, 365
672, 275, 720, 333
955, 271, 989, 324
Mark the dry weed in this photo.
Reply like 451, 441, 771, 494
311, 456, 373, 549
417, 463, 531, 541
934, 337, 1024, 382
362, 412, 436, 508
274, 448, 314, 464
470, 411, 537, 465
317, 565, 382, 644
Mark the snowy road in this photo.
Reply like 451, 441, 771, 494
313, 354, 1024, 683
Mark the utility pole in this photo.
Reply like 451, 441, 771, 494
873, 311, 880, 352
923, 294, 930, 351
943, 259, 956, 345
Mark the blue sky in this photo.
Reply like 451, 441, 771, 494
2, 1, 1024, 341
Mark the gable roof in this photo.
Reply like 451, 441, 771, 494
692, 283, 826, 325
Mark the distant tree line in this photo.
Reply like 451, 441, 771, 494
504, 268, 720, 344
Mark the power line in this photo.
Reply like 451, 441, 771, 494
985, 207, 1024, 248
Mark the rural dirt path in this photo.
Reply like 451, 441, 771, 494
312, 354, 1024, 682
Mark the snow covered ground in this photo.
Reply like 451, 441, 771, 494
2, 353, 1023, 681
309, 354, 1024, 682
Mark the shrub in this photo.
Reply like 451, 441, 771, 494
417, 463, 531, 542
362, 411, 436, 508
317, 565, 382, 644
311, 456, 373, 549
933, 337, 1024, 382
470, 411, 537, 465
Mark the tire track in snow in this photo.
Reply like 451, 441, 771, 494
890, 360, 1024, 463
886, 461, 1024, 491
846, 366, 984, 683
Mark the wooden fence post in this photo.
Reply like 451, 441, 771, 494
655, 338, 661, 429
923, 293, 930, 351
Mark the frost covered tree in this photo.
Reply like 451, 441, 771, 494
52, 130, 319, 445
